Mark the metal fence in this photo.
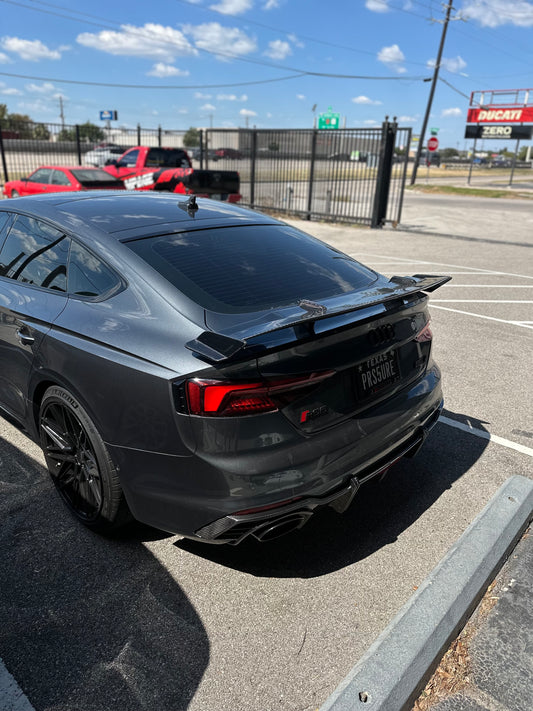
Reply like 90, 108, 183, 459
0, 119, 409, 227
204, 123, 410, 227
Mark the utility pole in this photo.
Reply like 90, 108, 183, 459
58, 95, 65, 128
410, 0, 454, 185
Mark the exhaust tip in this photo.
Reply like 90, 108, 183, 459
252, 512, 312, 542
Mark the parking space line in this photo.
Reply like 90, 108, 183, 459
430, 305, 533, 329
440, 416, 533, 458
357, 253, 533, 281
440, 285, 533, 288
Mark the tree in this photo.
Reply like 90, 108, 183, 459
0, 104, 50, 139
441, 147, 459, 160
58, 121, 104, 143
183, 127, 201, 147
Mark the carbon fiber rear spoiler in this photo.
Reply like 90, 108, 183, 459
185, 274, 451, 363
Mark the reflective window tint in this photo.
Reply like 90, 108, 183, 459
68, 241, 120, 297
0, 213, 11, 251
127, 224, 377, 313
0, 215, 68, 291
50, 170, 71, 186
122, 149, 139, 167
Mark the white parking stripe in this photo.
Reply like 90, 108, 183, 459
357, 253, 533, 281
440, 416, 533, 458
430, 305, 533, 329
440, 285, 533, 288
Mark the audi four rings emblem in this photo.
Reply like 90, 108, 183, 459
367, 324, 395, 346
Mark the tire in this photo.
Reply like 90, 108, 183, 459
39, 386, 131, 532
10, 190, 19, 198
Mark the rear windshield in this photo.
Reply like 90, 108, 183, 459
145, 148, 190, 168
70, 169, 121, 185
126, 224, 377, 313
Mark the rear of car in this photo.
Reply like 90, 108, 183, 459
121, 218, 448, 543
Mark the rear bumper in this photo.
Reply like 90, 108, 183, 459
110, 366, 444, 542
194, 402, 442, 544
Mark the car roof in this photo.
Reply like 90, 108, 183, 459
0, 192, 278, 239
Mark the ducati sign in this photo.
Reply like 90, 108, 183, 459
465, 124, 533, 140
467, 107, 533, 123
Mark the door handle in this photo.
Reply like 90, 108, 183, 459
16, 328, 35, 346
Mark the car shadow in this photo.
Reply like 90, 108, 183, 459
0, 429, 209, 711
176, 413, 489, 578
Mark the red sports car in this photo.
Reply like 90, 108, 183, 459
3, 166, 125, 198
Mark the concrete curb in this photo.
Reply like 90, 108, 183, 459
319, 475, 533, 711
0, 658, 35, 711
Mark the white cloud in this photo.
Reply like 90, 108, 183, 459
264, 0, 280, 9
297, 94, 306, 100
201, 103, 216, 111
77, 24, 196, 62
209, 0, 253, 15
2, 87, 22, 95
25, 82, 64, 99
183, 23, 257, 59
147, 62, 190, 77
195, 92, 212, 99
0, 37, 62, 61
364, 119, 379, 125
398, 115, 416, 122
264, 39, 291, 60
177, 108, 189, 114
427, 55, 467, 75
352, 95, 382, 105
377, 44, 406, 73
287, 33, 304, 48
240, 108, 257, 116
366, 0, 390, 11
442, 107, 462, 117
0, 52, 11, 63
461, 0, 533, 27
216, 93, 248, 100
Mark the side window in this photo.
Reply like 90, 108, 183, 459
50, 170, 71, 186
28, 169, 52, 184
122, 149, 139, 167
0, 212, 11, 252
0, 215, 68, 291
68, 241, 120, 298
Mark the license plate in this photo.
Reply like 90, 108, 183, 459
356, 349, 401, 399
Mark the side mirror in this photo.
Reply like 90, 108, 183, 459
105, 159, 118, 167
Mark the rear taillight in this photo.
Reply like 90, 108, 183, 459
415, 321, 433, 342
185, 371, 334, 417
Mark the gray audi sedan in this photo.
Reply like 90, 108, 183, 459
0, 193, 449, 543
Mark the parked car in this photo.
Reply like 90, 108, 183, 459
83, 144, 126, 167
2, 166, 125, 198
214, 148, 243, 159
418, 150, 441, 167
472, 157, 488, 165
0, 193, 449, 543
489, 157, 512, 168
191, 147, 218, 161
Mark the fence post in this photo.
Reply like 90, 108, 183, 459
0, 126, 9, 184
137, 124, 141, 145
158, 125, 162, 147
371, 117, 396, 228
250, 130, 257, 208
199, 129, 204, 169
306, 129, 318, 220
75, 125, 82, 166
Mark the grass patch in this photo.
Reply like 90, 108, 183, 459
408, 184, 533, 199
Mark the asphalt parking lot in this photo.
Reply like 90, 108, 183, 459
1, 190, 532, 711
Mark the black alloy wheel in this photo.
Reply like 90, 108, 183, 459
39, 386, 130, 531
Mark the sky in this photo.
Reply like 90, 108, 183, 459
1, 0, 533, 150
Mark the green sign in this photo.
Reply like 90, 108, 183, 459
430, 127, 439, 135
318, 107, 340, 130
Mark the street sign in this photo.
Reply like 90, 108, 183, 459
318, 107, 340, 130
430, 127, 439, 135
427, 136, 439, 152
99, 110, 118, 121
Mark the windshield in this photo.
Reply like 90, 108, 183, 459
71, 169, 121, 185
